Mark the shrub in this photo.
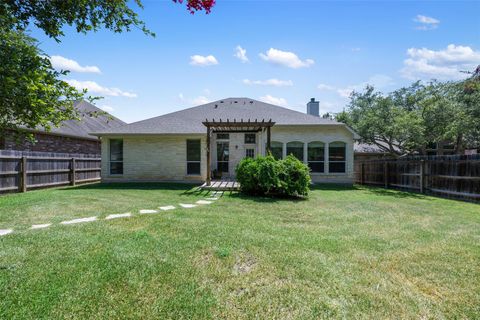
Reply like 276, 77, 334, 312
235, 154, 311, 197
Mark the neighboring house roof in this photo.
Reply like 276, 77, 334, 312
354, 141, 400, 154
29, 100, 126, 141
354, 142, 386, 154
92, 97, 359, 138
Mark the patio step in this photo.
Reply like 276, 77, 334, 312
200, 180, 240, 191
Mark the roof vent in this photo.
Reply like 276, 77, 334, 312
234, 101, 238, 103
214, 104, 218, 109
220, 100, 224, 103
250, 101, 253, 104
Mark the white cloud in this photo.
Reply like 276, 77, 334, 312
50, 55, 101, 73
178, 93, 212, 106
259, 95, 288, 107
259, 48, 314, 69
317, 84, 336, 91
414, 15, 440, 30
401, 44, 480, 80
234, 46, 249, 63
190, 55, 218, 66
243, 78, 293, 87
66, 80, 137, 98
318, 74, 394, 98
99, 105, 114, 112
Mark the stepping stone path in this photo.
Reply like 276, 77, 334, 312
106, 213, 131, 220
31, 223, 52, 230
0, 229, 13, 236
159, 205, 175, 211
179, 203, 197, 208
196, 200, 212, 205
61, 216, 97, 225
139, 209, 158, 214
2, 195, 220, 236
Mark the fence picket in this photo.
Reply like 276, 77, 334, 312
0, 150, 101, 194
355, 154, 480, 201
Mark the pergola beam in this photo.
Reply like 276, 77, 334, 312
203, 118, 275, 184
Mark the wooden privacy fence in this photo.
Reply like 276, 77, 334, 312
0, 150, 101, 193
355, 154, 480, 201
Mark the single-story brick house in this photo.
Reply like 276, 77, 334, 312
0, 100, 125, 155
92, 98, 360, 184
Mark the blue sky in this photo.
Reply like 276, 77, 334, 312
32, 0, 480, 123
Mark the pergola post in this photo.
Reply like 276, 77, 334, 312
206, 126, 211, 186
266, 126, 271, 155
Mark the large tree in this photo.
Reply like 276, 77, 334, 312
337, 71, 480, 156
0, 0, 215, 137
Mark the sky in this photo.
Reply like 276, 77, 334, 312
31, 0, 480, 123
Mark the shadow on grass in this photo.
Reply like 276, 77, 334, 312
61, 182, 200, 192
358, 184, 432, 200
310, 184, 360, 191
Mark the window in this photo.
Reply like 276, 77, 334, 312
217, 141, 229, 173
216, 133, 229, 140
308, 141, 325, 173
186, 139, 201, 175
245, 148, 255, 158
109, 139, 123, 175
286, 141, 304, 161
269, 141, 283, 160
329, 141, 346, 173
244, 133, 256, 144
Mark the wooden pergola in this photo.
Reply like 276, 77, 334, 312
202, 118, 275, 185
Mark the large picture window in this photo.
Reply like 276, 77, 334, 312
186, 139, 201, 175
109, 139, 123, 175
329, 141, 346, 173
286, 141, 304, 161
308, 141, 325, 173
269, 141, 283, 160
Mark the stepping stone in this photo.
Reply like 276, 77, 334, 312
179, 203, 197, 208
159, 205, 176, 211
205, 197, 218, 201
139, 209, 158, 214
106, 213, 132, 220
31, 223, 52, 230
0, 229, 13, 236
196, 200, 212, 205
60, 216, 97, 225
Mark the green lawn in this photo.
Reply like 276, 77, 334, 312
0, 183, 479, 319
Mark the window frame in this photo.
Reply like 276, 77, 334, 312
186, 139, 201, 176
244, 133, 256, 144
245, 148, 255, 158
307, 141, 325, 173
328, 141, 347, 173
109, 139, 123, 175
269, 141, 283, 160
216, 133, 229, 140
286, 141, 304, 162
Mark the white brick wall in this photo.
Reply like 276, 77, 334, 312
101, 135, 206, 182
266, 125, 355, 184
100, 124, 355, 184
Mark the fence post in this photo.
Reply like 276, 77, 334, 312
70, 158, 76, 186
384, 162, 389, 188
20, 156, 27, 192
419, 160, 425, 193
360, 163, 365, 185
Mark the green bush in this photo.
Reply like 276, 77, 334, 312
235, 154, 311, 197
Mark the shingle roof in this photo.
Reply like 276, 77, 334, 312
92, 97, 356, 136
32, 100, 126, 140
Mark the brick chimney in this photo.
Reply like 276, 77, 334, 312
307, 98, 319, 117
